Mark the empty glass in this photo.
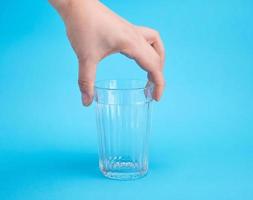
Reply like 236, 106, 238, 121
94, 79, 153, 180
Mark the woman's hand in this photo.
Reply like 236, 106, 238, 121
49, 0, 165, 106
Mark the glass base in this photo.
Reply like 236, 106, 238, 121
101, 169, 148, 180
99, 158, 148, 180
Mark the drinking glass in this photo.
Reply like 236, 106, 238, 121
94, 79, 153, 180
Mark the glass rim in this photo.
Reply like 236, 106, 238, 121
94, 79, 150, 91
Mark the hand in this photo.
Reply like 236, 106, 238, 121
49, 0, 165, 106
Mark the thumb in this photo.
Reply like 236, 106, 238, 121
78, 59, 97, 106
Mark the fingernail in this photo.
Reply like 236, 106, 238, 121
82, 92, 91, 106
154, 96, 160, 101
153, 89, 161, 101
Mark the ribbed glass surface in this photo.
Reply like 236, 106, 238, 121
95, 80, 153, 180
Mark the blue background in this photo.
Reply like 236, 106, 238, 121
0, 0, 252, 199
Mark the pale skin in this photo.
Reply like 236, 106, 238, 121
49, 0, 165, 106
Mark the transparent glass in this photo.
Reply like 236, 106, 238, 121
94, 79, 153, 180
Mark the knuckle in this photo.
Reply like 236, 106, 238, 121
121, 29, 140, 48
78, 79, 92, 92
150, 71, 165, 86
149, 29, 160, 39
156, 80, 166, 88
153, 30, 160, 38
154, 75, 165, 85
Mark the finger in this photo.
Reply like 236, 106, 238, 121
121, 38, 165, 101
136, 26, 165, 68
136, 27, 165, 100
78, 59, 97, 106
148, 70, 164, 101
